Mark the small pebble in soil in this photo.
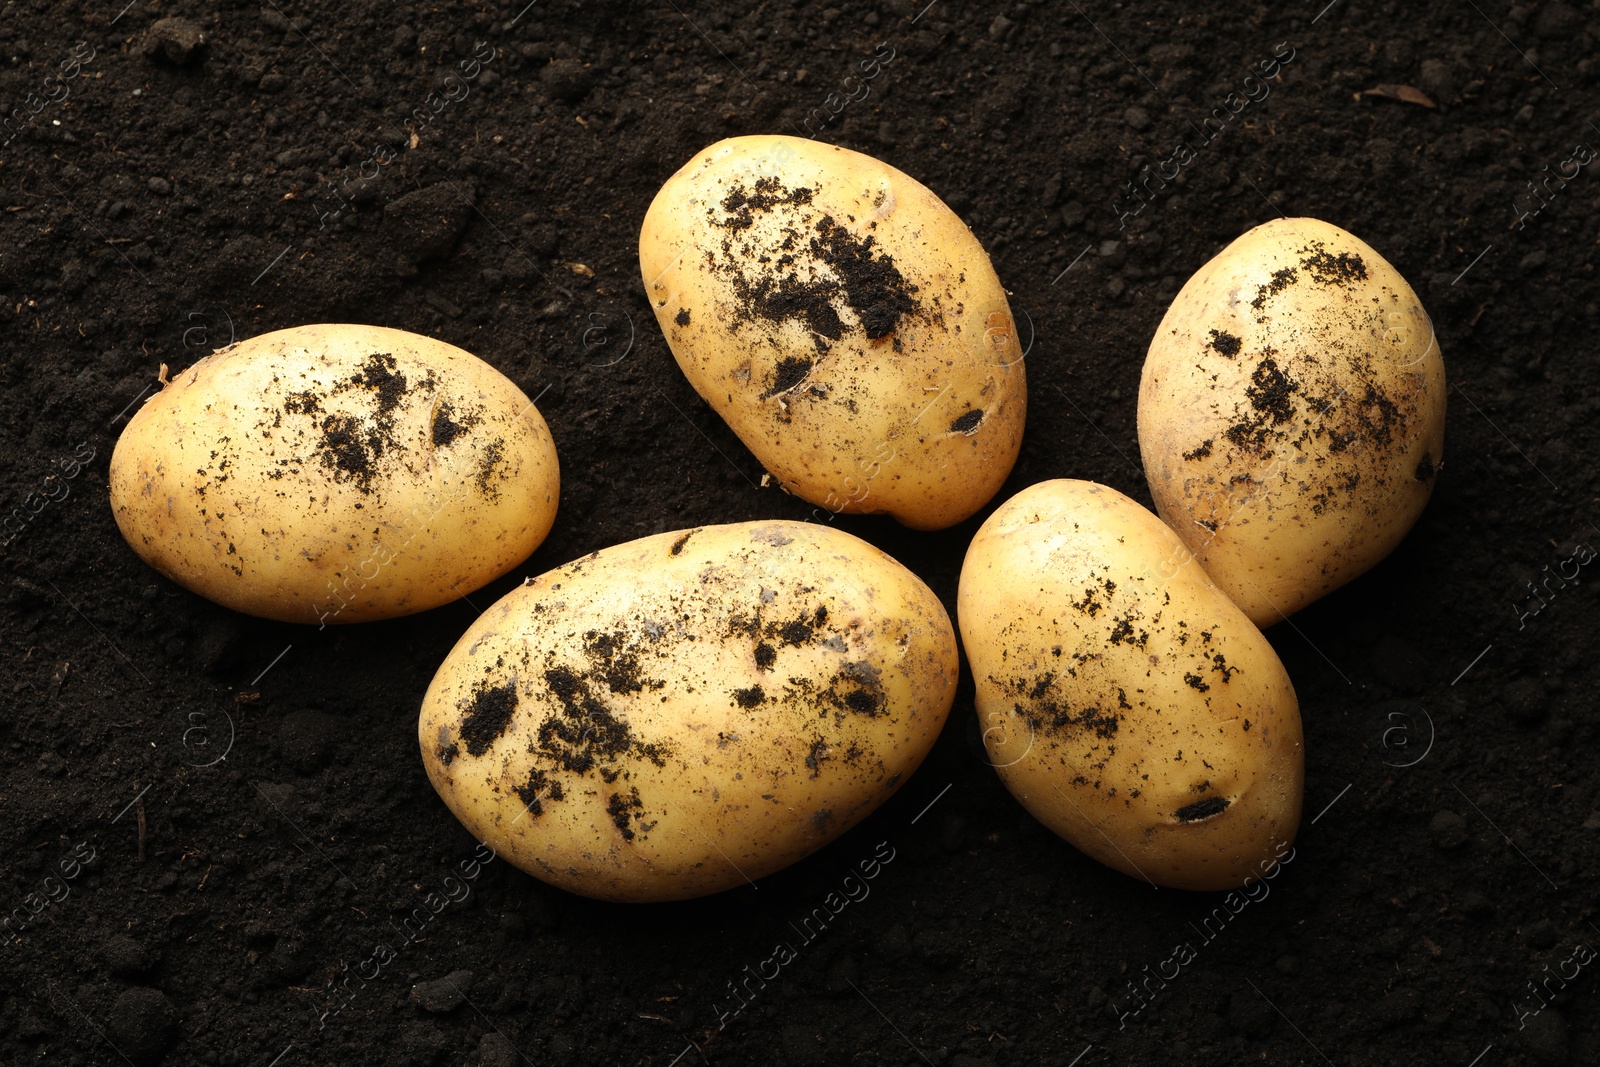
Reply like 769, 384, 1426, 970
1418, 58, 1456, 100
411, 969, 473, 1013
541, 58, 595, 102
1041, 174, 1062, 207
141, 17, 208, 66
383, 182, 476, 271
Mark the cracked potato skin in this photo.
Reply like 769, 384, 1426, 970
1138, 218, 1446, 626
108, 324, 559, 624
958, 479, 1303, 891
418, 519, 959, 903
640, 135, 1026, 531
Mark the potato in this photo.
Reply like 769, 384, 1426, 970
958, 479, 1303, 891
417, 520, 958, 902
1138, 217, 1446, 626
109, 324, 559, 625
639, 134, 1026, 531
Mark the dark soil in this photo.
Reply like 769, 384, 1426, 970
3, 2, 1599, 1066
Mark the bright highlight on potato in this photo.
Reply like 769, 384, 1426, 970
108, 323, 559, 625
958, 479, 1303, 891
1138, 217, 1446, 626
639, 134, 1026, 531
418, 520, 959, 902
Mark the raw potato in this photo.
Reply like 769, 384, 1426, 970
109, 324, 559, 625
1139, 217, 1446, 626
958, 479, 1303, 891
640, 134, 1026, 531
418, 520, 958, 902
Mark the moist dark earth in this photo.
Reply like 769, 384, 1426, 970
2, 1, 1598, 1065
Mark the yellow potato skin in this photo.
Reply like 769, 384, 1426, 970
1139, 217, 1446, 626
418, 520, 958, 902
958, 479, 1303, 891
109, 324, 559, 624
640, 135, 1026, 531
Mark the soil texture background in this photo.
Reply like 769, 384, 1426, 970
3, 1, 1600, 1065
